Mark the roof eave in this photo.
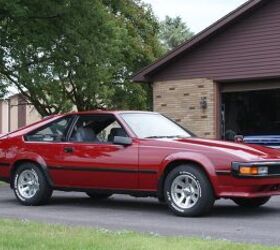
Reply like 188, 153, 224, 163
132, 0, 266, 83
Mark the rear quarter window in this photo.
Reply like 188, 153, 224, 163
25, 117, 72, 142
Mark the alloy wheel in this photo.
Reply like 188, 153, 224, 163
170, 174, 201, 209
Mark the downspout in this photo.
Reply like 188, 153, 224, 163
149, 82, 153, 111
8, 98, 11, 132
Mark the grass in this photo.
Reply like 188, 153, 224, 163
0, 219, 279, 250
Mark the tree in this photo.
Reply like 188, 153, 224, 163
0, 0, 162, 116
159, 16, 194, 52
100, 0, 162, 110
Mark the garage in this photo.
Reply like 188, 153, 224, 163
133, 0, 280, 140
222, 87, 280, 140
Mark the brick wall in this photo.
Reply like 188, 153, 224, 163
153, 78, 218, 139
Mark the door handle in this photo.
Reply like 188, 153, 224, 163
64, 147, 74, 153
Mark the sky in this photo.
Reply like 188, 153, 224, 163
143, 0, 248, 33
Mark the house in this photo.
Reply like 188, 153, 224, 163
133, 0, 280, 140
0, 93, 41, 134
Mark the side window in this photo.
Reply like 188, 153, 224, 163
70, 115, 127, 144
25, 117, 71, 142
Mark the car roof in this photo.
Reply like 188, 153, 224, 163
4, 110, 160, 139
66, 110, 159, 116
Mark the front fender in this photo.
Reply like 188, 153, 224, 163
160, 151, 216, 175
158, 151, 220, 196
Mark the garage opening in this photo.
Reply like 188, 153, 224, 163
222, 89, 280, 140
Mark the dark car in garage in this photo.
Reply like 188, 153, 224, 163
242, 135, 280, 149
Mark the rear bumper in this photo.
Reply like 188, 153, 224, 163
0, 163, 10, 183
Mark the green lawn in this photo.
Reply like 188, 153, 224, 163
0, 219, 278, 250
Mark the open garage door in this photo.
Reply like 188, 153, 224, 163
222, 89, 280, 141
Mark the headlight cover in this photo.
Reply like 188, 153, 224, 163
231, 162, 280, 177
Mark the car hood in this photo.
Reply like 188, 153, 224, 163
152, 137, 280, 162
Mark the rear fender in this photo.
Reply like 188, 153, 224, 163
10, 152, 53, 188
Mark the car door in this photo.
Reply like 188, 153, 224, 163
55, 114, 139, 190
24, 115, 75, 185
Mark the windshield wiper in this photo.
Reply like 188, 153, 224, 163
145, 135, 188, 139
164, 135, 189, 139
145, 136, 167, 139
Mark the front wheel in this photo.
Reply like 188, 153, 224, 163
164, 165, 215, 217
13, 163, 53, 206
232, 197, 271, 208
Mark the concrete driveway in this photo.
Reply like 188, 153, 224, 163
0, 185, 279, 246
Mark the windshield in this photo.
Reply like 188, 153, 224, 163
121, 113, 192, 139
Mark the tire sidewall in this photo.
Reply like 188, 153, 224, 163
13, 164, 47, 205
164, 165, 214, 216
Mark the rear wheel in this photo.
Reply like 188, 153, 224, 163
86, 192, 112, 200
232, 197, 271, 208
13, 163, 53, 206
164, 165, 215, 217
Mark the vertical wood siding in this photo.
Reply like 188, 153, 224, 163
18, 95, 26, 128
152, 0, 280, 82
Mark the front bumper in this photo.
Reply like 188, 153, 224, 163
216, 161, 280, 198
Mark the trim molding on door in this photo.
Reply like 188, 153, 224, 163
0, 163, 10, 167
48, 166, 157, 174
215, 170, 231, 176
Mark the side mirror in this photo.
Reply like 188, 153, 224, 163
234, 135, 244, 143
113, 136, 133, 146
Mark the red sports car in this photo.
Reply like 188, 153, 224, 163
1, 111, 280, 217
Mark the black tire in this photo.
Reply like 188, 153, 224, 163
232, 197, 271, 208
164, 165, 215, 217
86, 192, 112, 200
158, 196, 166, 203
13, 163, 53, 206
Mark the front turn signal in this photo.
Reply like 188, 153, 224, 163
240, 166, 258, 175
239, 166, 268, 176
